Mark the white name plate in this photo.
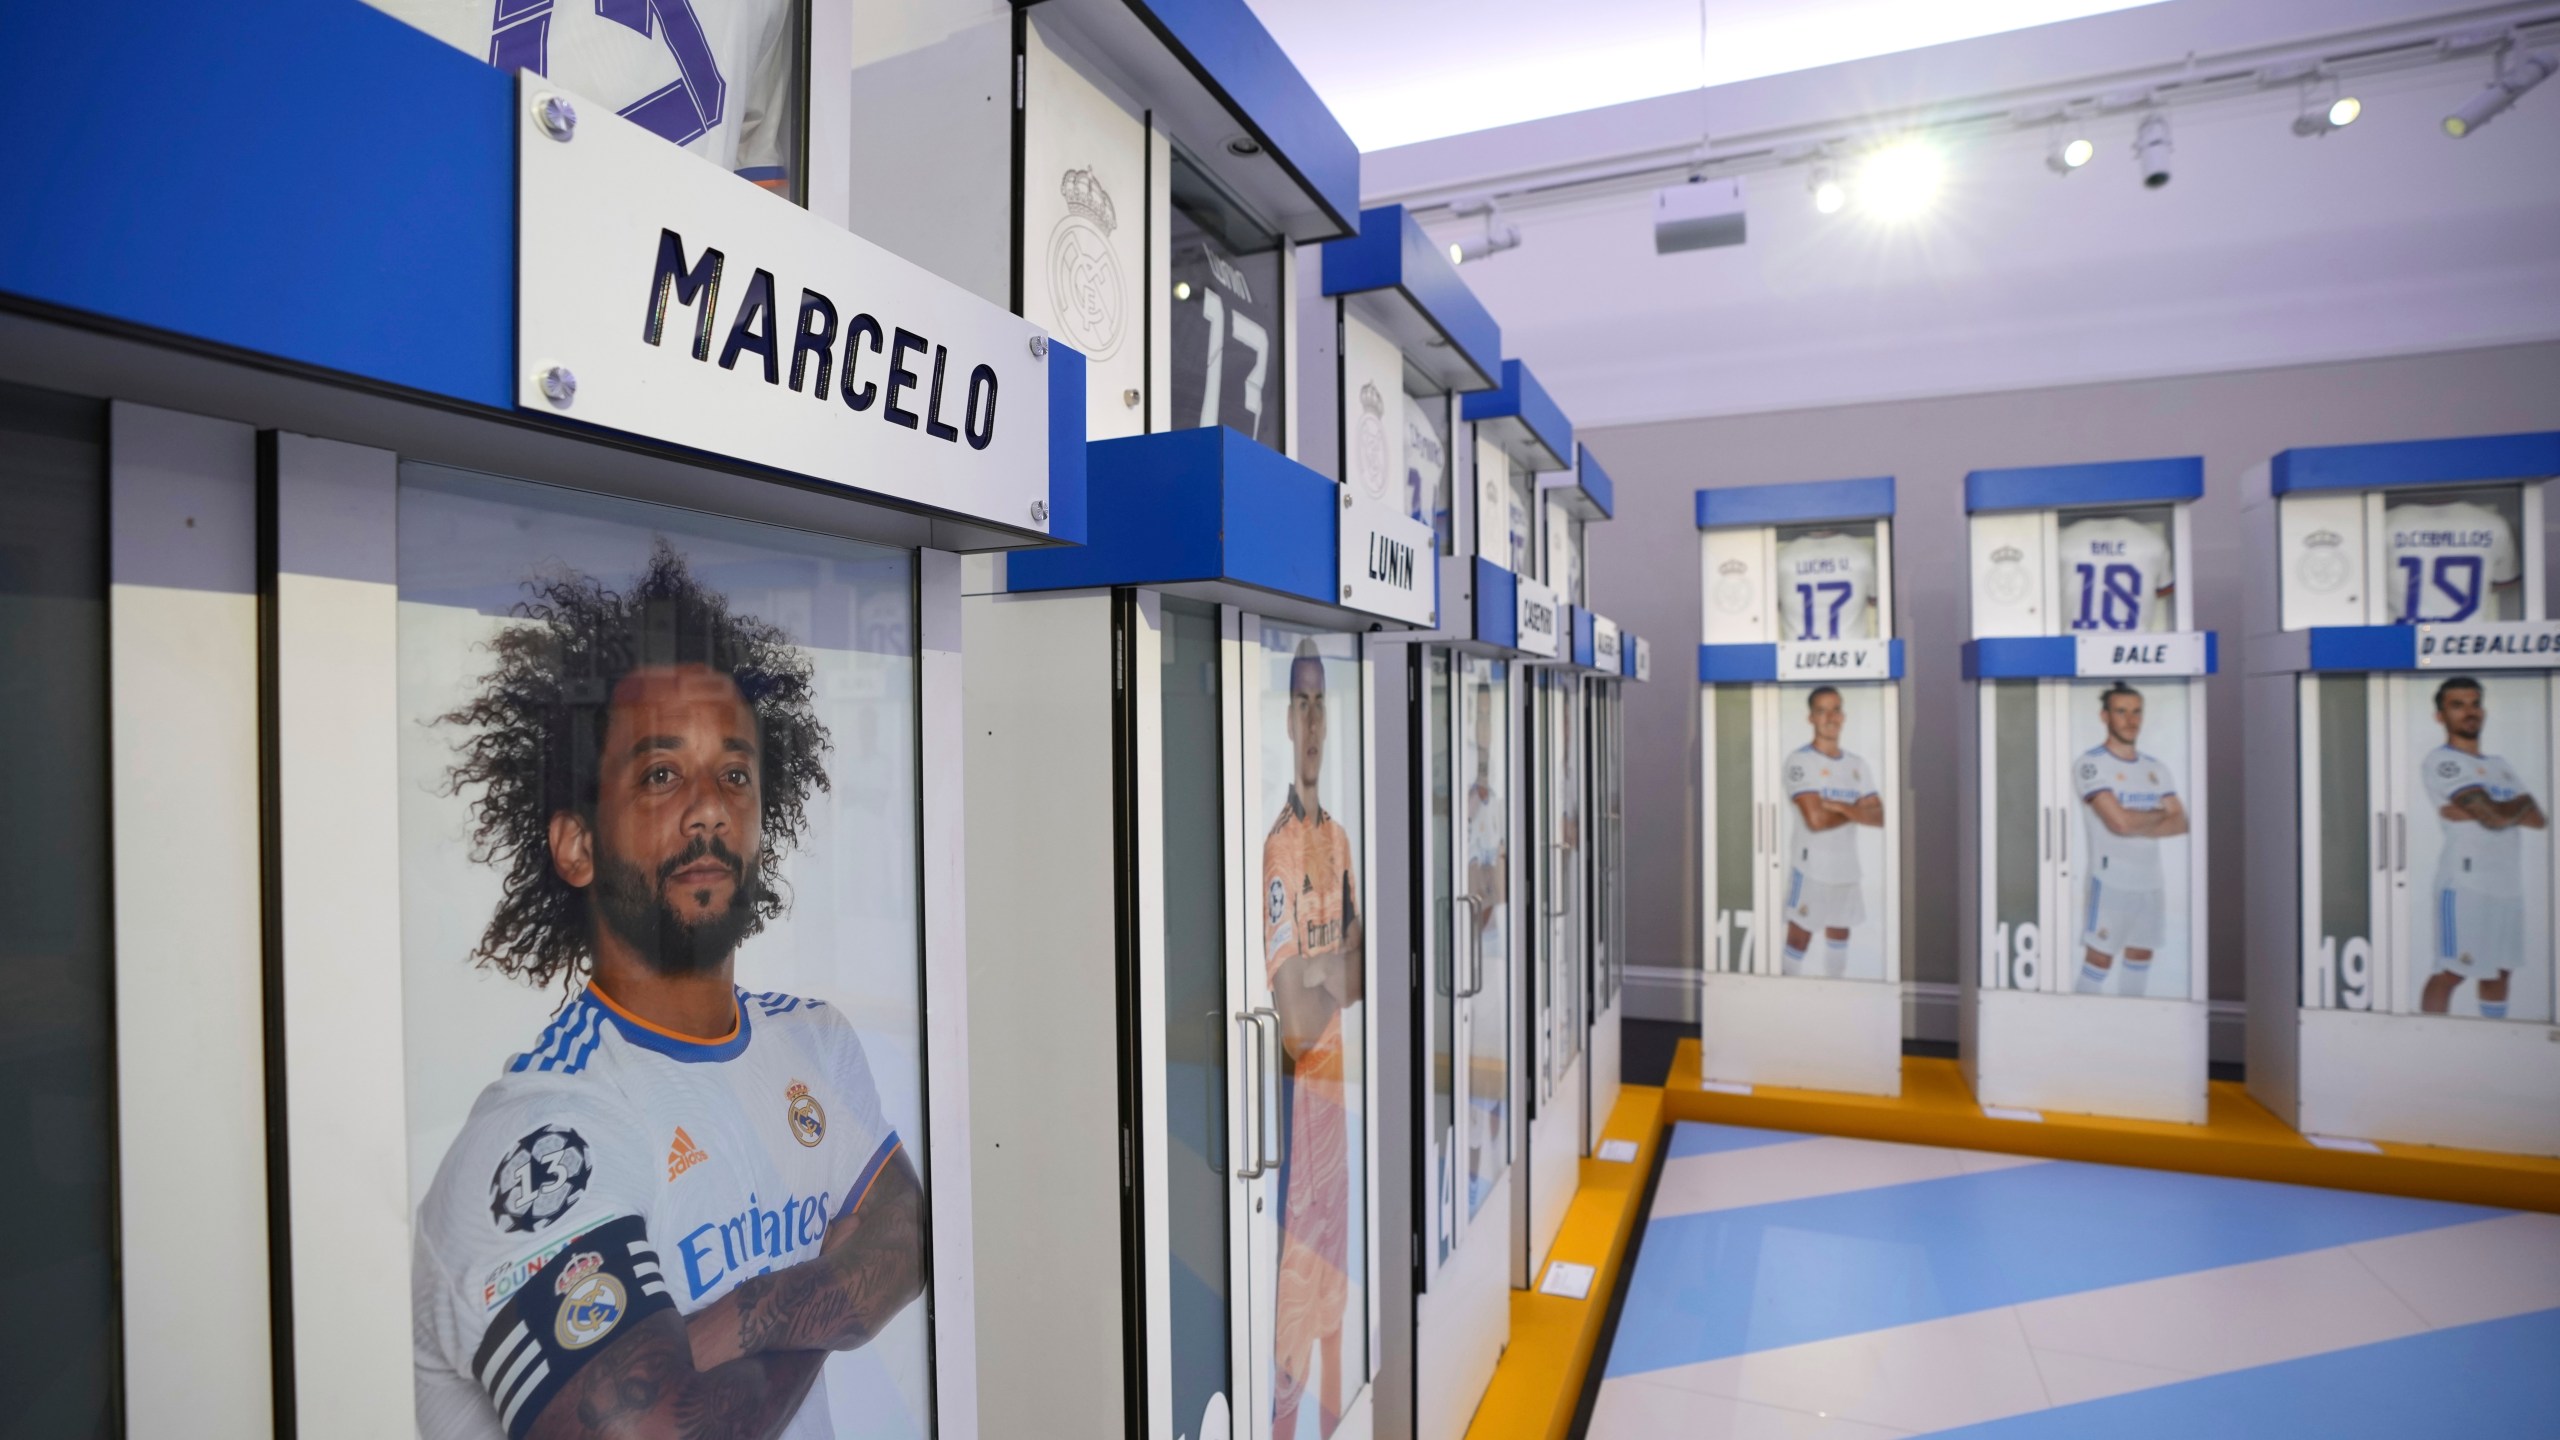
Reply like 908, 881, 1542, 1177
1633, 636, 1651, 681
1515, 576, 1562, 658
2415, 620, 2560, 669
1336, 487, 1434, 625
517, 77, 1052, 532
2075, 631, 2208, 677
1593, 616, 1622, 671
1776, 639, 1892, 681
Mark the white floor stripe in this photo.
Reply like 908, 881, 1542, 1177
1604, 1213, 2560, 1437
1651, 1134, 2044, 1221
1587, 1373, 1913, 1439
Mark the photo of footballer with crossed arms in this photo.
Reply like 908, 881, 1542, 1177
411, 541, 922, 1440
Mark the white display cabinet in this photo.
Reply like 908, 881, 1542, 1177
1549, 446, 1632, 1148
1958, 459, 2216, 1125
2242, 431, 2560, 1156
952, 7, 1415, 1438
1697, 478, 1907, 1096
1313, 213, 1525, 1440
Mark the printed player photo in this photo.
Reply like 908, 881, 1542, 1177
2072, 683, 2188, 997
1780, 686, 1883, 978
2419, 676, 2547, 1019
411, 543, 922, 1440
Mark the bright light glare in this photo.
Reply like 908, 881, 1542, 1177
2327, 96, 2361, 127
1449, 241, 1465, 266
2061, 137, 2095, 168
1813, 179, 1847, 214
1856, 141, 1943, 220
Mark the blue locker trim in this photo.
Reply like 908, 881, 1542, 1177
1698, 644, 1780, 683
1572, 607, 1597, 668
0, 0, 516, 408
1695, 477, 1895, 528
1621, 633, 1641, 679
1460, 359, 1571, 471
2304, 627, 2421, 671
1963, 637, 2077, 679
1474, 558, 1519, 648
1543, 443, 1617, 521
1964, 457, 2204, 513
1045, 343, 1089, 545
1047, 0, 1357, 240
1006, 428, 1336, 603
1319, 206, 1501, 391
2270, 432, 2560, 495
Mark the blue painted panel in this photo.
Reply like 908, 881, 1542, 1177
1572, 608, 1596, 667
1621, 633, 1641, 678
1965, 457, 2204, 512
1665, 1122, 1814, 1159
2306, 626, 2421, 671
1965, 637, 2077, 679
1320, 206, 1502, 388
1696, 477, 1895, 528
1605, 1159, 2501, 1377
1045, 343, 1089, 545
1699, 644, 1780, 683
2272, 431, 2560, 496
1926, 1308, 2560, 1440
1578, 445, 1617, 519
1007, 427, 1336, 604
1129, 0, 1359, 234
1474, 559, 1518, 648
1461, 359, 1571, 471
0, 0, 515, 407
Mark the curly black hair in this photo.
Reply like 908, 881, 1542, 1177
439, 539, 832, 993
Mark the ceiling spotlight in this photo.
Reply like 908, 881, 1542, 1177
2295, 89, 2361, 136
1448, 201, 1521, 264
1855, 140, 1942, 221
2445, 46, 2556, 137
2046, 136, 2095, 174
2133, 112, 2173, 188
1810, 168, 1846, 214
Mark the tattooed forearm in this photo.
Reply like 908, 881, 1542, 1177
525, 1310, 825, 1440
732, 1149, 927, 1357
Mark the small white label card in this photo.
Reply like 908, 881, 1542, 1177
2414, 620, 2560, 670
1775, 638, 1893, 681
1596, 1138, 1639, 1163
1515, 575, 1562, 658
1538, 1261, 1596, 1300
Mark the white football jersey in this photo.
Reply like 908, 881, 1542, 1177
2422, 745, 2532, 896
414, 986, 898, 1440
372, 0, 799, 182
2075, 744, 2179, 890
2386, 501, 2519, 624
1404, 395, 1447, 530
2057, 517, 2173, 633
1465, 778, 1508, 966
1784, 745, 1875, 885
1775, 532, 1877, 640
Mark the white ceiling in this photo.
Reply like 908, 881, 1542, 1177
1261, 0, 2560, 430
1242, 0, 2169, 150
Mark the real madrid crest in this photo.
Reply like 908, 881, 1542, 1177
2296, 528, 2350, 594
1985, 544, 2030, 606
786, 1081, 827, 1148
1047, 166, 1126, 360
552, 1251, 625, 1350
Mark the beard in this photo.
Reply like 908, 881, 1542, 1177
591, 834, 763, 977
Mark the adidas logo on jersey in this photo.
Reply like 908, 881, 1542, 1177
667, 1127, 708, 1182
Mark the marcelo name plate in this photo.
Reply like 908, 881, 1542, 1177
516, 77, 1052, 531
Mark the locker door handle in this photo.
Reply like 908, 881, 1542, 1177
2375, 813, 2388, 873
1546, 842, 1572, 918
1232, 1012, 1265, 1179
2394, 813, 2407, 873
2040, 807, 2051, 863
1252, 1007, 1287, 1171
1452, 895, 1483, 997
2059, 808, 2069, 868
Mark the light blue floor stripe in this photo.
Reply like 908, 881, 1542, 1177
1606, 1160, 2503, 1378
1919, 1305, 2560, 1438
1665, 1121, 1818, 1159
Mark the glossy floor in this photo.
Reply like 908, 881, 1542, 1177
1589, 1122, 2560, 1437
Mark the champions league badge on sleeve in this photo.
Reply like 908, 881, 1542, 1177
491, 1125, 593, 1234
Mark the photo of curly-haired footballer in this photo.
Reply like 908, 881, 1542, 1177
411, 540, 922, 1440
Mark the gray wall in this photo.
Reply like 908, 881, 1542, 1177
1585, 340, 2560, 1022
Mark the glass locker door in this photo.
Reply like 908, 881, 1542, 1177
1979, 678, 2063, 992
2051, 677, 2203, 1000
2383, 672, 2556, 1021
1458, 656, 1514, 1234
1241, 616, 1373, 1440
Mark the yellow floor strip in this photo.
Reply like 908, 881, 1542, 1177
1666, 1041, 2560, 1214
1462, 1084, 1665, 1440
